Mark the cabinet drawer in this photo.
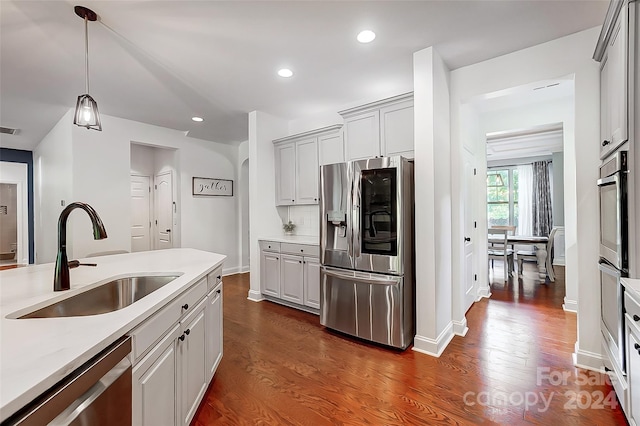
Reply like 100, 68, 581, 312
625, 291, 640, 334
281, 243, 318, 257
259, 240, 280, 252
207, 266, 223, 292
130, 277, 208, 363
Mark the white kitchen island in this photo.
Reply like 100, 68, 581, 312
0, 248, 225, 424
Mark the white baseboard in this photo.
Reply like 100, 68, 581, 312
247, 289, 264, 302
240, 265, 250, 273
553, 256, 565, 266
452, 318, 469, 337
412, 322, 455, 357
563, 297, 578, 312
223, 266, 243, 276
573, 342, 604, 371
477, 285, 491, 299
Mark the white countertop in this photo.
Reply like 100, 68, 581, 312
622, 277, 640, 300
260, 235, 319, 245
0, 248, 225, 422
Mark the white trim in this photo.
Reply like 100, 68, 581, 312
563, 297, 578, 312
477, 285, 492, 299
247, 289, 264, 302
0, 162, 29, 265
412, 322, 455, 357
338, 92, 413, 117
222, 266, 243, 276
573, 343, 605, 371
452, 319, 469, 337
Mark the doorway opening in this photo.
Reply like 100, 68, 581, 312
463, 76, 573, 311
130, 143, 178, 252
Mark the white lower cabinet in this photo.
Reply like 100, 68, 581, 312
628, 330, 640, 425
205, 285, 223, 381
131, 268, 223, 426
259, 240, 319, 312
133, 324, 180, 426
303, 257, 320, 309
281, 254, 304, 305
179, 298, 207, 426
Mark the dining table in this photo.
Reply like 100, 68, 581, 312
488, 234, 550, 283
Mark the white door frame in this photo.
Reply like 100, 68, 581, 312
0, 162, 28, 264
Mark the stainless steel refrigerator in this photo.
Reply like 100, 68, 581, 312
320, 156, 414, 349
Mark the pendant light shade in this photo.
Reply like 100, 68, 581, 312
73, 6, 102, 131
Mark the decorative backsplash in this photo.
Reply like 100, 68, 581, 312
288, 205, 319, 236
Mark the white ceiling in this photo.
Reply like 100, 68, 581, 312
0, 1, 607, 150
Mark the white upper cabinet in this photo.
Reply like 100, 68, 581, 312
273, 125, 342, 206
318, 129, 345, 166
295, 137, 319, 204
596, 1, 629, 159
275, 143, 296, 205
344, 110, 380, 160
339, 93, 414, 161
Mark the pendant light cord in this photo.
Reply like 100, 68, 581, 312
84, 15, 89, 94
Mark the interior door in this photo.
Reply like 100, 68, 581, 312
463, 150, 476, 311
155, 171, 173, 250
131, 175, 151, 252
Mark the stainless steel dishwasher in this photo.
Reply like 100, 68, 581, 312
3, 337, 131, 426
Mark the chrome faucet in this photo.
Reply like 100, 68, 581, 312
54, 202, 107, 291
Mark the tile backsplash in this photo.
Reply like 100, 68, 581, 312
287, 205, 319, 236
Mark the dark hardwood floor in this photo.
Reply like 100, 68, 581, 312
193, 264, 627, 425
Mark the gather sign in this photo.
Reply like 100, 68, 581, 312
192, 177, 233, 196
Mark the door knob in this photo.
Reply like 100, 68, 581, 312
635, 343, 640, 350
602, 140, 611, 147
634, 315, 640, 322
166, 229, 171, 233
464, 237, 471, 242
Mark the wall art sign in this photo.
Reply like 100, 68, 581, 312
192, 177, 233, 196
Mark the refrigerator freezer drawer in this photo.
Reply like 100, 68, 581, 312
320, 266, 414, 349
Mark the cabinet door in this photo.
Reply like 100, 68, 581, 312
133, 324, 180, 426
607, 4, 628, 151
303, 257, 320, 309
280, 254, 304, 305
295, 137, 319, 204
380, 100, 414, 158
205, 285, 223, 382
344, 111, 380, 160
179, 299, 207, 426
630, 331, 640, 424
319, 130, 345, 166
275, 142, 296, 205
261, 251, 280, 297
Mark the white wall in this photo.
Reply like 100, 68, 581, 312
450, 27, 601, 369
413, 46, 454, 356
33, 110, 73, 264
247, 111, 288, 301
35, 111, 241, 275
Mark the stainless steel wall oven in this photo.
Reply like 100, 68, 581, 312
597, 150, 628, 377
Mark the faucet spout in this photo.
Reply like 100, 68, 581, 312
54, 202, 107, 291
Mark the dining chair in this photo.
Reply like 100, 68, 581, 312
488, 228, 515, 280
516, 227, 558, 281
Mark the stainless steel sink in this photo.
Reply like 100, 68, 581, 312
19, 275, 180, 319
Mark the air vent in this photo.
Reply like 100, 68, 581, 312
0, 206, 7, 215
0, 127, 19, 135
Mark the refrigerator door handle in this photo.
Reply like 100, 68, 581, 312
322, 266, 401, 285
351, 166, 362, 260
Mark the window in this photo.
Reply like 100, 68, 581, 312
487, 168, 519, 228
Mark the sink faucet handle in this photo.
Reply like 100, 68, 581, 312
68, 260, 98, 269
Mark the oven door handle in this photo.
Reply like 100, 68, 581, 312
598, 261, 622, 278
597, 174, 619, 187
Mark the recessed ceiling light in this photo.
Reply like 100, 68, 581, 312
357, 30, 376, 43
192, 116, 204, 122
278, 68, 294, 78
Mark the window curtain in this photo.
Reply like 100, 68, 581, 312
532, 161, 553, 236
517, 164, 533, 236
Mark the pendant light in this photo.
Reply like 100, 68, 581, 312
73, 6, 102, 131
